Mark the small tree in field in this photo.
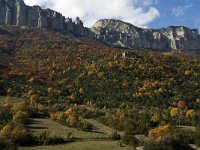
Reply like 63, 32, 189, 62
0, 125, 12, 138
13, 111, 29, 124
11, 102, 26, 113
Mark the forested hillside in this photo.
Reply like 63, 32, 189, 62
0, 26, 200, 149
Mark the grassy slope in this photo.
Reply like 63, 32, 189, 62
19, 141, 134, 150
27, 118, 108, 139
23, 118, 133, 150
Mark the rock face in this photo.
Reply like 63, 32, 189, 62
0, 0, 200, 51
91, 19, 200, 51
0, 0, 95, 37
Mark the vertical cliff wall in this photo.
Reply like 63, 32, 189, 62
0, 0, 200, 51
91, 19, 200, 51
0, 0, 95, 37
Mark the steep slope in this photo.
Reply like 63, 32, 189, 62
0, 25, 115, 95
91, 19, 200, 52
0, 26, 200, 108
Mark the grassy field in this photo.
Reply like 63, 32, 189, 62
22, 118, 134, 150
19, 141, 134, 150
27, 118, 108, 139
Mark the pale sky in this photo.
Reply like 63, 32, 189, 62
24, 0, 200, 30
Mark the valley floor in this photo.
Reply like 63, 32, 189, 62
20, 118, 133, 150
19, 141, 133, 150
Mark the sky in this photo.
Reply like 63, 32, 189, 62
24, 0, 200, 31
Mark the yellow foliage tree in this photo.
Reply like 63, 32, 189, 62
186, 109, 196, 118
11, 102, 26, 113
27, 90, 34, 98
66, 116, 77, 127
148, 124, 171, 139
98, 72, 104, 78
69, 93, 76, 101
47, 87, 54, 93
3, 97, 11, 108
184, 70, 191, 75
66, 108, 73, 116
196, 99, 200, 104
13, 111, 29, 124
50, 112, 66, 122
0, 125, 12, 138
11, 127, 27, 141
151, 114, 160, 122
30, 94, 39, 105
170, 108, 178, 117
79, 87, 84, 94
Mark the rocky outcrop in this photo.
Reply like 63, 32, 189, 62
0, 0, 200, 51
91, 19, 200, 51
0, 0, 95, 37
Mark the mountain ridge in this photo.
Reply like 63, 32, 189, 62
91, 19, 200, 51
0, 0, 200, 52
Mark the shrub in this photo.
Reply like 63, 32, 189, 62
79, 120, 93, 132
109, 131, 121, 140
50, 112, 66, 123
144, 129, 194, 150
11, 102, 26, 113
122, 131, 139, 146
32, 131, 68, 145
12, 111, 29, 124
46, 136, 66, 145
0, 124, 12, 138
11, 127, 28, 144
148, 124, 171, 139
66, 116, 77, 127
65, 108, 73, 116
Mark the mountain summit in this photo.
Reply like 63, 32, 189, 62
0, 0, 200, 52
91, 19, 200, 51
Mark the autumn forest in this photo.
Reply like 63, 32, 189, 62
0, 26, 200, 150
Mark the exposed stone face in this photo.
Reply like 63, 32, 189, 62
0, 0, 7, 24
0, 0, 89, 36
91, 19, 200, 51
0, 0, 200, 51
16, 0, 26, 26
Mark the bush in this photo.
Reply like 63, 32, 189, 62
32, 131, 68, 145
144, 129, 194, 150
46, 136, 66, 145
12, 111, 29, 124
122, 131, 139, 146
0, 125, 31, 147
66, 116, 77, 127
0, 124, 12, 138
11, 127, 28, 145
109, 131, 121, 140
80, 120, 93, 132
11, 102, 26, 113
50, 112, 66, 124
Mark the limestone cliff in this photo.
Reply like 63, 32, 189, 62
0, 0, 94, 37
0, 0, 200, 52
91, 19, 200, 51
